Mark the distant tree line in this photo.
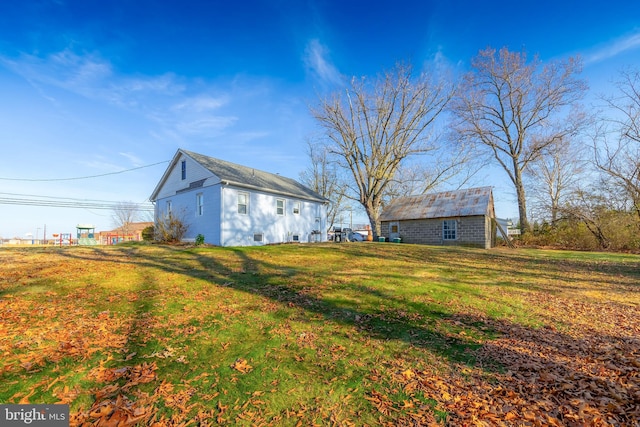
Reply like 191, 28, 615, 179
304, 47, 640, 251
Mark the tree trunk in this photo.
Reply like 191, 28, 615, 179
513, 165, 531, 233
364, 202, 382, 239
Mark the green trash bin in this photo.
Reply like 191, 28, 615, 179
392, 237, 402, 243
378, 236, 386, 242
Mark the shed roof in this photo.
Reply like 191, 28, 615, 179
380, 187, 494, 221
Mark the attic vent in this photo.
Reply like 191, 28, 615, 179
176, 179, 206, 194
188, 179, 206, 189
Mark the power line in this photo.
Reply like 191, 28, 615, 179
0, 192, 151, 204
0, 199, 154, 211
0, 194, 154, 211
0, 160, 169, 182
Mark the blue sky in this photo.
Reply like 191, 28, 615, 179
1, 1, 640, 239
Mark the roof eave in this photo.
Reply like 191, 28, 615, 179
149, 148, 186, 202
221, 180, 329, 203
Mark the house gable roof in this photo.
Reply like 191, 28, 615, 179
150, 149, 328, 203
380, 187, 494, 221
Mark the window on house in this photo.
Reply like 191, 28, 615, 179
253, 233, 263, 242
181, 160, 186, 180
391, 225, 399, 233
166, 200, 172, 213
196, 193, 203, 216
276, 199, 285, 215
293, 201, 300, 215
292, 234, 300, 242
238, 192, 248, 215
443, 220, 457, 240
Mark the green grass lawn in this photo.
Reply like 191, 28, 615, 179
1, 243, 638, 426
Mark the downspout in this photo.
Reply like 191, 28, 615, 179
220, 181, 228, 246
150, 200, 157, 240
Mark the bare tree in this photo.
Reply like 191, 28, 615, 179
154, 209, 189, 243
451, 47, 587, 232
595, 68, 640, 222
112, 201, 140, 235
311, 62, 454, 237
561, 187, 611, 249
525, 137, 587, 225
299, 139, 347, 231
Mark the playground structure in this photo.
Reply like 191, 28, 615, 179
76, 224, 98, 246
51, 233, 73, 246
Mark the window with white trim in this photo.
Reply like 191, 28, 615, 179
238, 192, 248, 215
293, 201, 300, 215
196, 193, 203, 216
276, 199, 285, 216
443, 220, 457, 240
181, 160, 186, 180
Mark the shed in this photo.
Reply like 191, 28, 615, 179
379, 187, 496, 248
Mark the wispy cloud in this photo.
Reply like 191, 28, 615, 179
0, 49, 184, 103
0, 49, 239, 138
118, 151, 144, 166
584, 30, 640, 65
422, 45, 460, 75
0, 48, 309, 167
303, 39, 343, 86
171, 95, 228, 113
235, 131, 270, 142
175, 116, 238, 135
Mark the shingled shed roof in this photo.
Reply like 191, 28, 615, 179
380, 187, 494, 221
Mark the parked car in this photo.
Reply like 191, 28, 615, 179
348, 231, 365, 241
342, 228, 365, 242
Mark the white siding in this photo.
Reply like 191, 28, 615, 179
154, 153, 220, 200
220, 185, 327, 246
155, 184, 222, 245
152, 151, 327, 247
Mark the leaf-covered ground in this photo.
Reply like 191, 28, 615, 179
0, 243, 638, 426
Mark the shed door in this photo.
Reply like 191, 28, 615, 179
389, 221, 400, 240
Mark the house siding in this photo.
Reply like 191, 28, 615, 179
381, 215, 493, 248
154, 184, 222, 244
220, 186, 326, 246
151, 149, 328, 247
154, 153, 217, 200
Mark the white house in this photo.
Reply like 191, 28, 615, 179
149, 149, 329, 246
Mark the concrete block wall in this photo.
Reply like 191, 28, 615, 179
381, 215, 492, 248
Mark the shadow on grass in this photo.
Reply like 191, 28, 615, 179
54, 245, 483, 367
49, 244, 639, 424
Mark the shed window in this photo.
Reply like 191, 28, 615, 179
181, 160, 186, 180
238, 192, 248, 215
276, 199, 285, 216
443, 220, 457, 240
